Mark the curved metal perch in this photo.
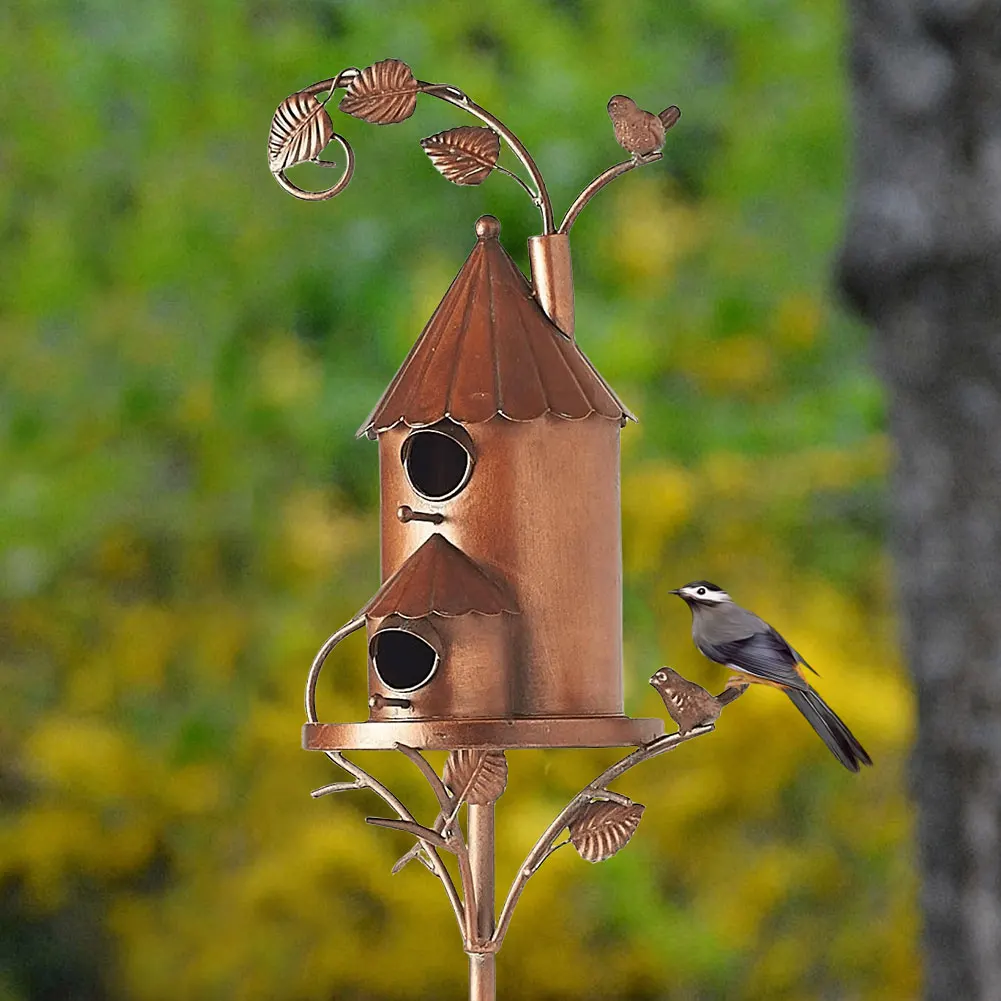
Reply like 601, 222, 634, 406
559, 152, 663, 234
304, 614, 365, 724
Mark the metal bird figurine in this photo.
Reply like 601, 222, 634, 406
649, 667, 747, 735
607, 95, 681, 158
670, 581, 873, 772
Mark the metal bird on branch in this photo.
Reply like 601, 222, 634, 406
649, 667, 747, 735
670, 581, 872, 772
607, 95, 681, 158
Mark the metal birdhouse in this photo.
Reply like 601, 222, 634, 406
307, 209, 663, 750
269, 58, 738, 1000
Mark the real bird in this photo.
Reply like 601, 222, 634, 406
669, 581, 872, 772
607, 95, 681, 158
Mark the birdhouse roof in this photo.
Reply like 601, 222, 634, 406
358, 219, 634, 438
362, 533, 519, 618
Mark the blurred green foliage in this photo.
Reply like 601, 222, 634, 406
0, 1, 915, 998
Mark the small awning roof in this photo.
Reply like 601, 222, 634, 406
362, 533, 518, 618
358, 221, 634, 438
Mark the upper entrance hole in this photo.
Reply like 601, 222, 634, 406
401, 422, 474, 501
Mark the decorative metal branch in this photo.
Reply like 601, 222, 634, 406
267, 58, 682, 235
490, 717, 723, 950
361, 745, 509, 949
315, 747, 467, 937
558, 154, 661, 234
303, 610, 742, 959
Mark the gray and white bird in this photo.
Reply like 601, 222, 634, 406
670, 581, 872, 772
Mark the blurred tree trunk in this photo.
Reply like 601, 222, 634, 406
838, 2, 1001, 998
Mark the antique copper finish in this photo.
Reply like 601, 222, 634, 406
468, 802, 497, 991
359, 220, 631, 437
302, 715, 663, 750
379, 414, 631, 719
527, 233, 575, 338
270, 57, 692, 1001
364, 533, 517, 619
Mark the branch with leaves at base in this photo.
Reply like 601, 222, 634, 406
311, 747, 468, 939
308, 665, 743, 954
487, 680, 747, 949
313, 742, 510, 951
268, 58, 681, 235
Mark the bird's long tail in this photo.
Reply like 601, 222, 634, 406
785, 686, 872, 772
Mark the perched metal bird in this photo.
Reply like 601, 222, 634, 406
607, 95, 681, 158
649, 667, 747, 735
670, 581, 872, 772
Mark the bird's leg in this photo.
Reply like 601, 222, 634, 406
717, 680, 750, 707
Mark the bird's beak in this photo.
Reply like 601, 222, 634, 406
668, 588, 681, 596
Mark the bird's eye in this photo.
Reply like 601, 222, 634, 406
697, 587, 706, 596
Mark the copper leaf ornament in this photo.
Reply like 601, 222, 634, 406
443, 750, 508, 805
268, 89, 334, 172
568, 801, 645, 863
339, 58, 418, 124
420, 126, 501, 185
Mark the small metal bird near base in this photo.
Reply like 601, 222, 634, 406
650, 667, 748, 735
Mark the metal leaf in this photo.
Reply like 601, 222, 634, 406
339, 58, 418, 124
568, 801, 645, 863
420, 126, 500, 186
442, 750, 508, 805
268, 89, 334, 172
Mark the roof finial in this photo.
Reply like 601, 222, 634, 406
475, 215, 501, 241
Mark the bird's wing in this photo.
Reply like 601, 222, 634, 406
698, 628, 810, 691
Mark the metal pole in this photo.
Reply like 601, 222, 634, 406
468, 802, 496, 1001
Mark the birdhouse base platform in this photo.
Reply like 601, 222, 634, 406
303, 715, 664, 750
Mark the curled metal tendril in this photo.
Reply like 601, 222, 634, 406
273, 132, 356, 202
269, 70, 359, 203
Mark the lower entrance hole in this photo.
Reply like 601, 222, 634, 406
371, 628, 439, 692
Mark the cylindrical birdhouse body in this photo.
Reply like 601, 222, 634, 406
378, 414, 623, 718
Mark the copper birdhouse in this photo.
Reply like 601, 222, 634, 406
269, 58, 730, 1000
301, 205, 662, 751
303, 207, 663, 749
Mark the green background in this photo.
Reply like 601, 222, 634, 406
1, 1, 914, 998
